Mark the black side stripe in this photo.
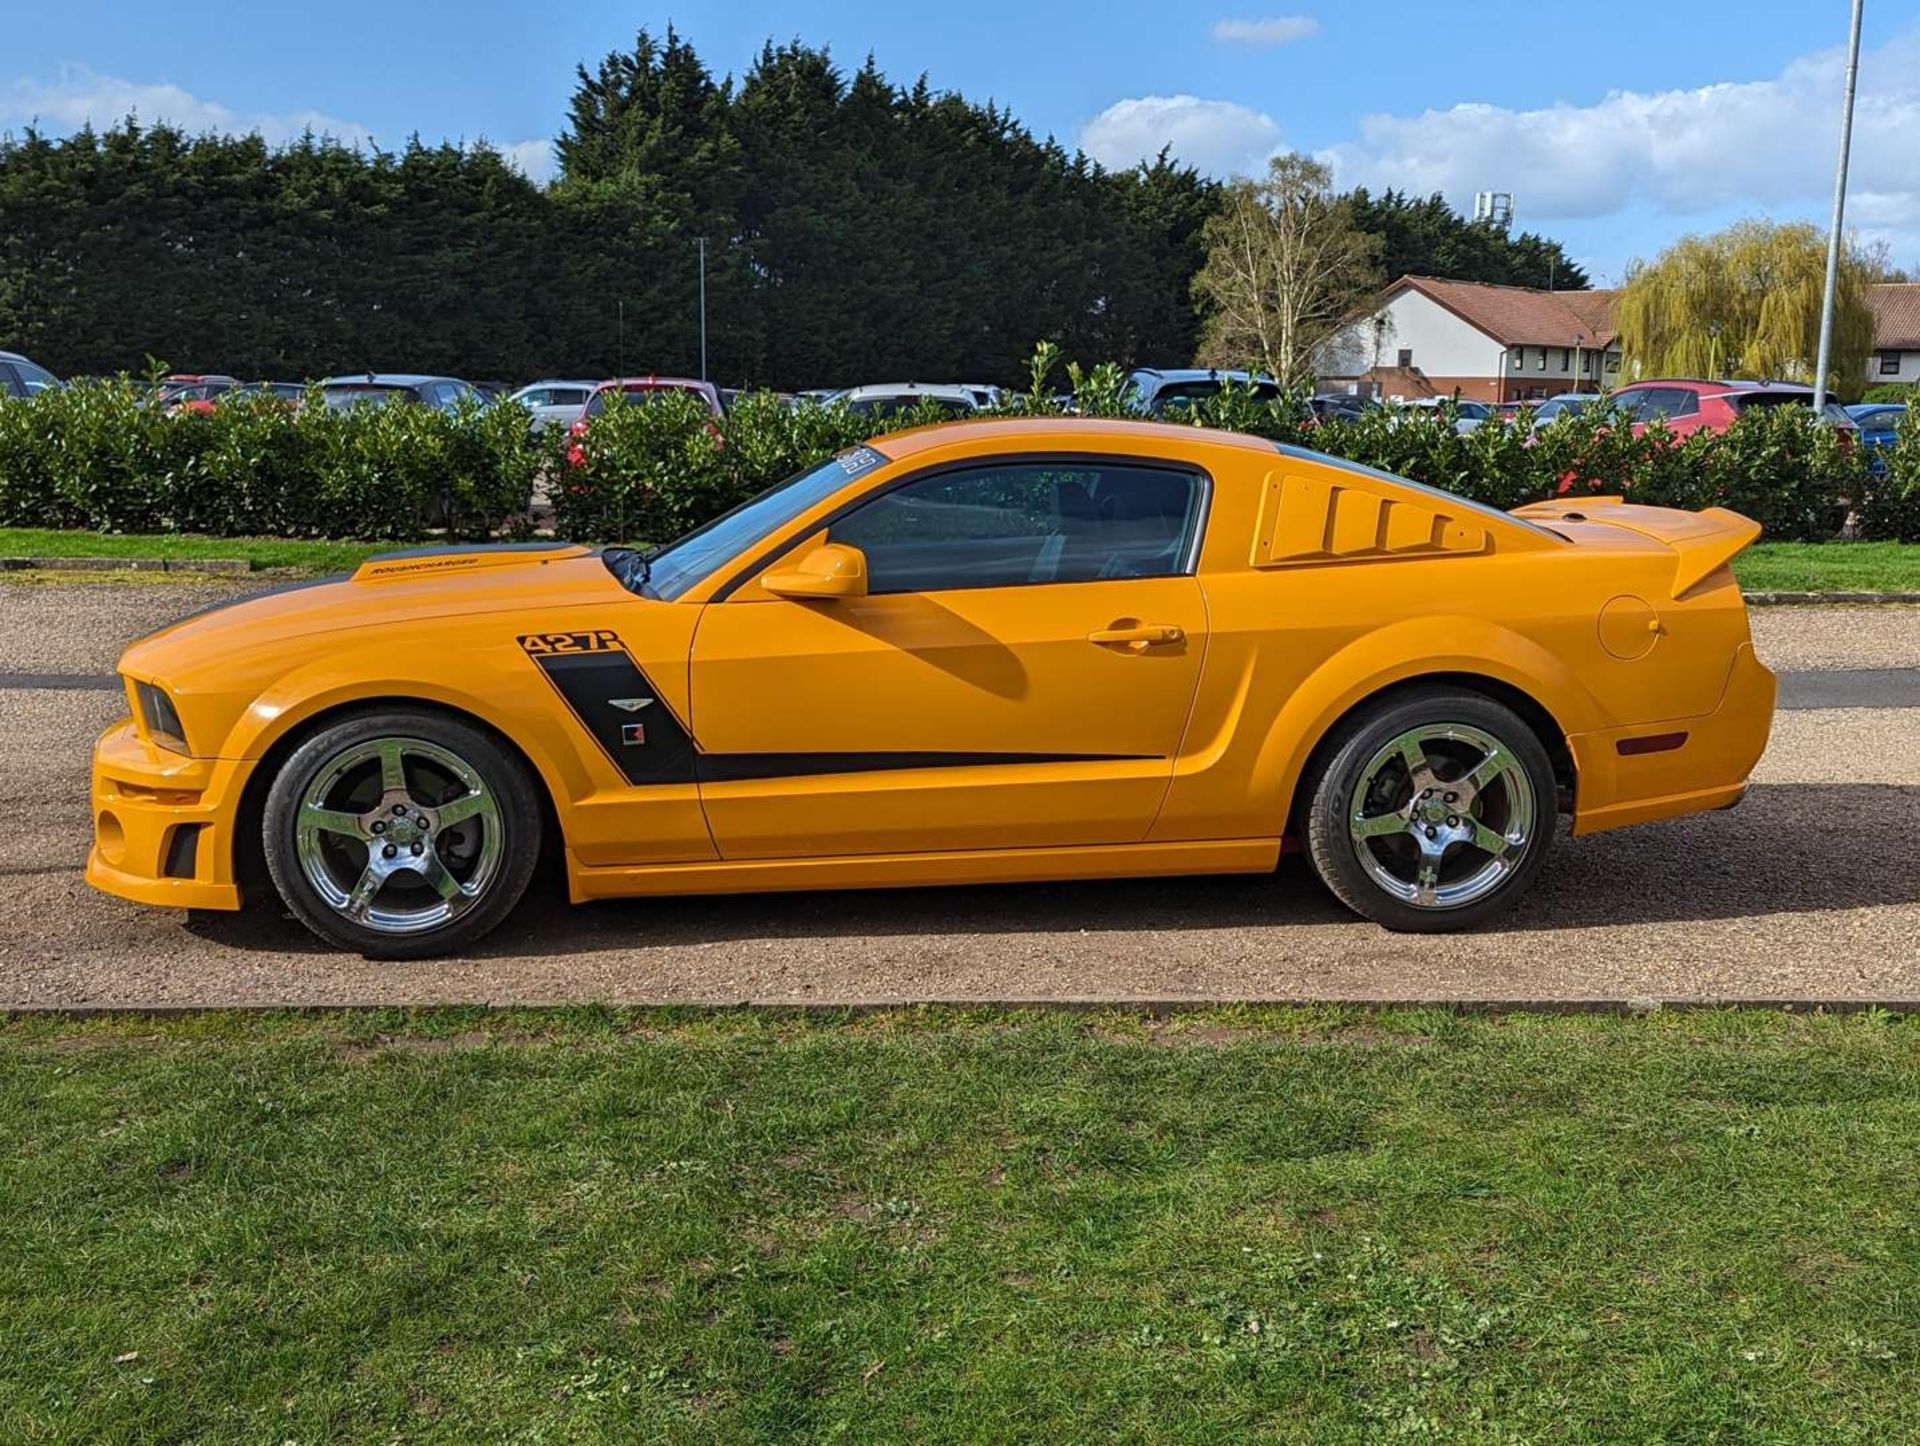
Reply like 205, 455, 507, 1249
528, 646, 698, 785
694, 751, 1151, 783
522, 636, 1155, 785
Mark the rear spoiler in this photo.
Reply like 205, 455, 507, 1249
1512, 499, 1762, 599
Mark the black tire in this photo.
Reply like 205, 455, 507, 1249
261, 708, 542, 959
1302, 687, 1556, 933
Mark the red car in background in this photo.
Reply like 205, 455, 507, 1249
566, 376, 724, 465
1605, 379, 1858, 441
156, 374, 241, 414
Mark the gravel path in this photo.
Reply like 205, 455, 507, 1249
2, 582, 1915, 1009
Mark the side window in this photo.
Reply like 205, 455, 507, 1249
1636, 388, 1690, 421
13, 360, 58, 395
829, 462, 1204, 595
0, 362, 21, 398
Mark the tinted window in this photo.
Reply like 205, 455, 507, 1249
830, 462, 1203, 594
1149, 379, 1282, 415
845, 395, 975, 420
11, 359, 59, 395
1628, 387, 1695, 421
0, 362, 20, 398
321, 384, 410, 411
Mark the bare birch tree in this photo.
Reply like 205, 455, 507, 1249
1190, 154, 1381, 384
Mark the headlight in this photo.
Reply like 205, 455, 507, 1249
134, 681, 190, 753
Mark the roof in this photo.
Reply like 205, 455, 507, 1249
596, 376, 713, 391
1128, 367, 1275, 385
838, 382, 980, 402
1868, 283, 1920, 350
319, 373, 458, 387
1390, 276, 1621, 348
867, 415, 1294, 461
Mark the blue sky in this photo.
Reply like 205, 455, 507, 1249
7, 1, 1918, 285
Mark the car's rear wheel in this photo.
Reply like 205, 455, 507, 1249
261, 709, 541, 959
1303, 688, 1555, 932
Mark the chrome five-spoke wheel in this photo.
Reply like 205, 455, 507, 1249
295, 736, 503, 936
263, 710, 542, 958
1303, 688, 1555, 932
1347, 723, 1535, 910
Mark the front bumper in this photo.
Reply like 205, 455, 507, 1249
85, 719, 248, 910
1568, 641, 1777, 835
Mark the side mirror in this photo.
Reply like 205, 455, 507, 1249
762, 542, 869, 600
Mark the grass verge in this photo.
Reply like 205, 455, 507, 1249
1734, 541, 1920, 593
0, 528, 388, 572
2, 529, 1916, 593
4, 1006, 1918, 1442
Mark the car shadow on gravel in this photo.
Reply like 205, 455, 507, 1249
183, 782, 1917, 959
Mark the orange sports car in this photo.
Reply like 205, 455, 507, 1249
88, 418, 1776, 957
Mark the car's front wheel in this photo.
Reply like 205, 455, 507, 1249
1303, 688, 1555, 932
261, 709, 542, 958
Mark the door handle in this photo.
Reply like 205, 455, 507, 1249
1088, 623, 1184, 649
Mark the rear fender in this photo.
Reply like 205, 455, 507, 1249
1249, 615, 1602, 822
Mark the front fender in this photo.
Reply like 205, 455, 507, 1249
203, 630, 611, 843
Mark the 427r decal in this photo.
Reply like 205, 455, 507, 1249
517, 631, 625, 656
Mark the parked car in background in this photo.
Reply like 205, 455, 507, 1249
1307, 394, 1367, 424
1527, 393, 1606, 427
156, 374, 241, 412
0, 350, 61, 398
1605, 380, 1858, 440
1845, 402, 1905, 474
960, 383, 1005, 408
566, 377, 726, 464
508, 379, 598, 431
834, 383, 981, 421
1124, 368, 1282, 416
1389, 397, 1494, 434
319, 374, 481, 413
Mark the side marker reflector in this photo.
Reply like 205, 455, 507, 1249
1616, 731, 1688, 756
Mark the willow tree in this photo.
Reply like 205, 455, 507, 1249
1615, 220, 1876, 395
1191, 154, 1380, 384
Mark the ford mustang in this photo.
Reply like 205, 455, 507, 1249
88, 418, 1777, 957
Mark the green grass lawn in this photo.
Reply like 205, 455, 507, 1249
4, 1007, 1919, 1442
1734, 541, 1920, 593
2, 527, 1916, 593
0, 528, 388, 572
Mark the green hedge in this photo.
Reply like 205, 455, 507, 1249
2, 367, 1916, 545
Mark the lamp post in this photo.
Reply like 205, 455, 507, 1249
1813, 0, 1866, 414
696, 236, 709, 382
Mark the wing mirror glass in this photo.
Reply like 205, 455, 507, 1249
761, 542, 869, 600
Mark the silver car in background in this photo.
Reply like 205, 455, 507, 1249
1, 351, 62, 398
508, 379, 599, 430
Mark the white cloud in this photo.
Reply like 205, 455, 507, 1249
498, 138, 557, 186
1210, 16, 1319, 47
1318, 28, 1920, 232
1080, 95, 1280, 177
2, 64, 373, 146
2, 64, 557, 186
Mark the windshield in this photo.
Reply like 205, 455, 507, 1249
1728, 392, 1853, 425
637, 445, 888, 599
321, 384, 411, 411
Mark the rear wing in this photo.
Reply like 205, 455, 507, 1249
1513, 499, 1762, 599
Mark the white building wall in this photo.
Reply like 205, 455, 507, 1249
1867, 349, 1920, 385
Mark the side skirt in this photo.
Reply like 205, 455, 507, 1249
566, 838, 1282, 902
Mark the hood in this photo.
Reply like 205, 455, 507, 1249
120, 543, 631, 682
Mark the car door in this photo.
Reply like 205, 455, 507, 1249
688, 457, 1211, 860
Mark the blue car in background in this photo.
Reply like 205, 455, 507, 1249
1845, 403, 1906, 475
